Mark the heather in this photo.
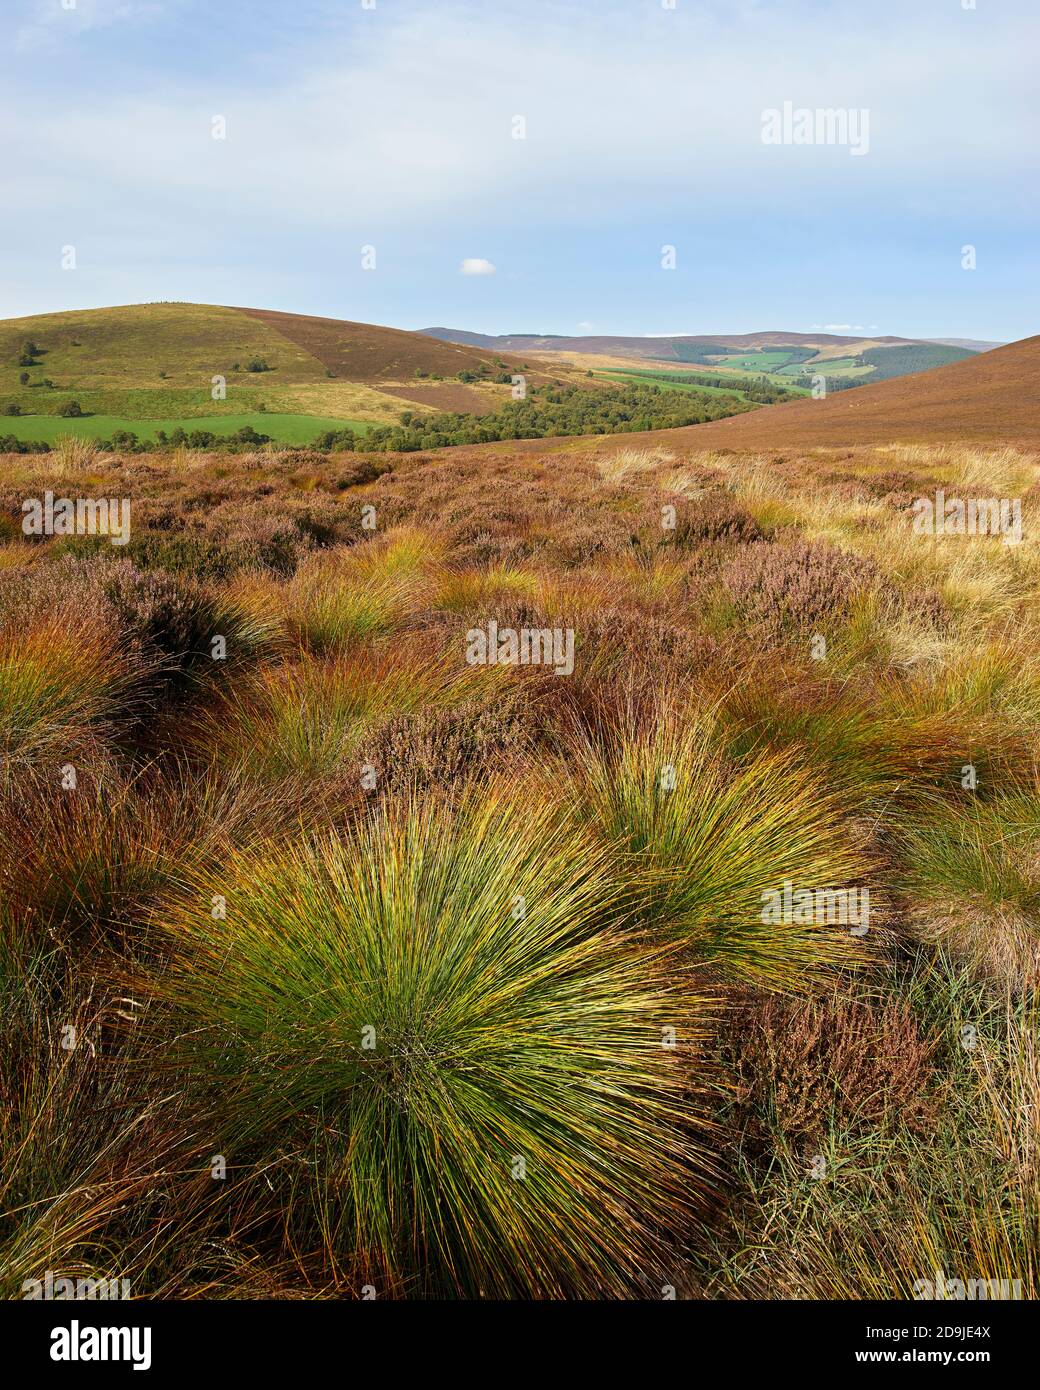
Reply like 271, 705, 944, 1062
1, 436, 1037, 1298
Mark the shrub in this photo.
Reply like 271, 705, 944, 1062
57, 400, 83, 418
670, 494, 763, 546
723, 540, 879, 636
724, 992, 935, 1145
103, 565, 269, 696
365, 691, 529, 795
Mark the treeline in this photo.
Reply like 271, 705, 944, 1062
859, 343, 972, 381
313, 382, 756, 452
0, 381, 761, 456
788, 371, 861, 393
0, 424, 273, 455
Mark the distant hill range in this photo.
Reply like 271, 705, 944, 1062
924, 337, 1005, 352
420, 327, 1003, 388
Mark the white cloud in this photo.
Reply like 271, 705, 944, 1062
460, 258, 496, 276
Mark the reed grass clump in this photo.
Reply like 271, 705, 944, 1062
150, 788, 716, 1296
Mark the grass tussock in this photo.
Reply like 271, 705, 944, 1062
149, 788, 715, 1297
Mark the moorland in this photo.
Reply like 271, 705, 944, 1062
1, 333, 1039, 1297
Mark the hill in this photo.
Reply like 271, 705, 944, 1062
230, 306, 525, 384
925, 337, 1005, 352
0, 302, 547, 439
632, 333, 1040, 450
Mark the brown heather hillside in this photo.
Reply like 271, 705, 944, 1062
232, 305, 533, 384
647, 334, 1040, 450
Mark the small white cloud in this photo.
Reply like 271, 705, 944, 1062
460, 257, 496, 276
576, 320, 594, 331
817, 323, 881, 334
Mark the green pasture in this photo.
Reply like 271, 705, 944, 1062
0, 412, 372, 445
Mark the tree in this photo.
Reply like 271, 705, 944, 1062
19, 371, 29, 385
58, 399, 83, 417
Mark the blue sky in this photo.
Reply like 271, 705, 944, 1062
2, 0, 1036, 341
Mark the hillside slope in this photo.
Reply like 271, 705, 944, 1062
652, 333, 1040, 449
232, 307, 525, 382
0, 302, 543, 428
0, 303, 327, 390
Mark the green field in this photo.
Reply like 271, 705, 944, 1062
1, 412, 372, 445
710, 350, 801, 371
596, 369, 744, 398
777, 356, 871, 379
595, 366, 810, 399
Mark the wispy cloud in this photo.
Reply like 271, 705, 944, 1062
14, 0, 166, 53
